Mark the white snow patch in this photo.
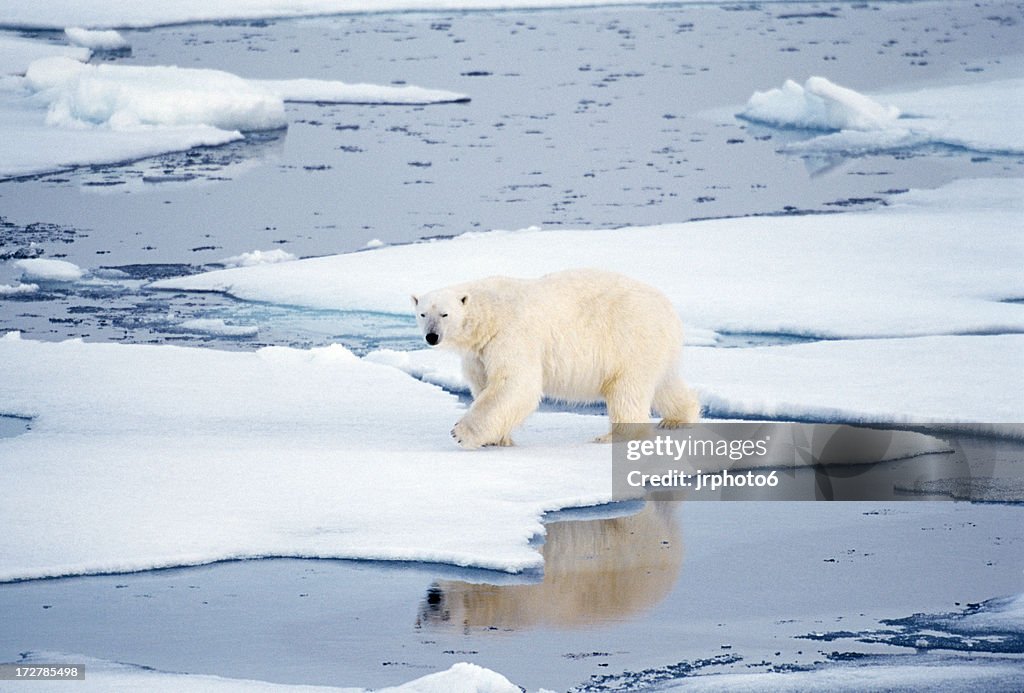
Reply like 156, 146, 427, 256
5, 653, 520, 692
741, 76, 1024, 156
0, 34, 89, 75
63, 27, 129, 51
153, 178, 1024, 341
14, 257, 84, 282
178, 318, 259, 337
219, 248, 298, 268
0, 282, 39, 296
365, 238, 386, 248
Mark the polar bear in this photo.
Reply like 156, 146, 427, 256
412, 268, 700, 448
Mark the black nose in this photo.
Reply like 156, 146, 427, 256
425, 333, 439, 346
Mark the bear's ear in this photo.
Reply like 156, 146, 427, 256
460, 295, 468, 305
410, 294, 419, 307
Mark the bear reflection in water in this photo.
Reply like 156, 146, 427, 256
417, 502, 682, 630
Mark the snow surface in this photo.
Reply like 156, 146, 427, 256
3, 653, 519, 692
1, 0, 897, 30
63, 27, 129, 51
154, 178, 1024, 341
0, 35, 89, 76
0, 47, 466, 179
14, 258, 84, 282
741, 76, 1024, 156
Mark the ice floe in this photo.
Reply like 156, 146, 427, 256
3, 652, 520, 692
0, 35, 89, 75
0, 46, 467, 179
0, 332, 615, 581
741, 76, 1024, 156
154, 178, 1024, 341
259, 77, 470, 105
14, 257, 84, 282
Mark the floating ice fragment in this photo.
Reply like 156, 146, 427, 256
258, 77, 470, 105
64, 27, 130, 51
0, 282, 39, 296
14, 258, 84, 282
218, 248, 297, 268
178, 318, 259, 337
741, 76, 900, 131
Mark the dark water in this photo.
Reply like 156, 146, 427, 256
1, 1, 1023, 349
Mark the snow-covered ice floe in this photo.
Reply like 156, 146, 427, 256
152, 176, 1024, 432
2, 653, 520, 692
0, 332, 618, 581
14, 257, 85, 282
740, 75, 1024, 156
0, 46, 467, 179
0, 35, 89, 76
155, 178, 1024, 341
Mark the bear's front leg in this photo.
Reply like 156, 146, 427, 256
451, 351, 541, 449
450, 419, 514, 448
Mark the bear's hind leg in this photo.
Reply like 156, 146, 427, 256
596, 377, 656, 443
653, 372, 700, 428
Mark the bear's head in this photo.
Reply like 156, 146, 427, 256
411, 289, 468, 348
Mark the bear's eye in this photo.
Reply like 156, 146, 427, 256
419, 313, 425, 318
441, 313, 448, 318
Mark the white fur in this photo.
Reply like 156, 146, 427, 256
412, 269, 700, 448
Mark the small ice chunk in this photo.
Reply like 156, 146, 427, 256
0, 283, 39, 296
178, 318, 258, 337
218, 249, 297, 268
64, 28, 130, 51
742, 76, 900, 131
365, 238, 385, 248
14, 258, 84, 282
